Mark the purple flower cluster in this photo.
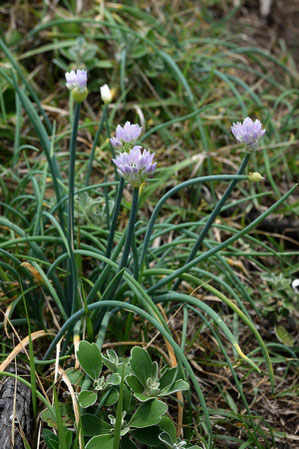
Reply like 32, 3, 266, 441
113, 147, 156, 187
65, 69, 87, 91
110, 121, 142, 148
231, 117, 265, 148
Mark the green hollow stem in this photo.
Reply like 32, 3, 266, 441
104, 111, 119, 180
48, 248, 177, 345
68, 102, 81, 244
104, 174, 110, 228
100, 187, 139, 301
119, 187, 139, 270
86, 233, 126, 303
173, 152, 250, 290
67, 101, 81, 315
146, 183, 297, 294
0, 218, 66, 315
139, 174, 249, 272
12, 92, 21, 166
99, 177, 125, 295
105, 178, 125, 259
85, 105, 107, 187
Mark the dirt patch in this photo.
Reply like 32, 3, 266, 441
237, 0, 299, 65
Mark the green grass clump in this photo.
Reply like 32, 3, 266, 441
0, 1, 298, 448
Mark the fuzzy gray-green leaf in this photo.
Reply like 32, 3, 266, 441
77, 341, 102, 380
128, 399, 168, 428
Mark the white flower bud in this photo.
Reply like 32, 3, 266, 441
100, 84, 112, 104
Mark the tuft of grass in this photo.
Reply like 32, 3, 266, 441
0, 1, 298, 448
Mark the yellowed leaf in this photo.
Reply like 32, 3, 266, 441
0, 330, 56, 372
21, 262, 44, 284
226, 257, 249, 275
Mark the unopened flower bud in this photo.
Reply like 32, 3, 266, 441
100, 84, 112, 104
248, 172, 264, 182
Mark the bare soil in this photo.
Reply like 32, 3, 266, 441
236, 0, 299, 65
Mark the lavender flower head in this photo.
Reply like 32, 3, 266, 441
110, 121, 142, 149
65, 69, 88, 102
65, 69, 87, 90
113, 147, 156, 187
231, 117, 265, 149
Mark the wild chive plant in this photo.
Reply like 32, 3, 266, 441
112, 146, 156, 272
0, 55, 297, 449
39, 103, 294, 449
65, 68, 88, 315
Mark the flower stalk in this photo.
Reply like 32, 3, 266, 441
101, 186, 139, 299
119, 187, 139, 270
65, 68, 87, 314
105, 177, 125, 259
68, 102, 81, 251
173, 117, 265, 291
105, 122, 155, 262
85, 104, 107, 186
66, 101, 81, 314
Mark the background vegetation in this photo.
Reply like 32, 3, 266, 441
0, 1, 298, 448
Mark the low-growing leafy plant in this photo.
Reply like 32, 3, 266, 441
41, 343, 195, 449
